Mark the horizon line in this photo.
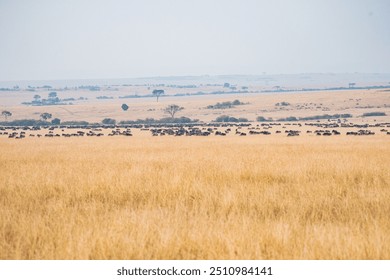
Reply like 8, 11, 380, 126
2, 72, 390, 84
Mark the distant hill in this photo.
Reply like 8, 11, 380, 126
1, 73, 390, 89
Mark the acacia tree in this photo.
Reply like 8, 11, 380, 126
164, 104, 184, 119
1, 110, 12, 121
152, 89, 165, 102
48, 92, 59, 104
48, 92, 57, 99
40, 112, 52, 121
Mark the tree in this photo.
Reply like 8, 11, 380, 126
40, 112, 52, 121
1, 110, 12, 121
121, 103, 129, 111
48, 92, 59, 103
33, 94, 41, 101
51, 118, 61, 125
163, 104, 184, 119
48, 92, 57, 99
152, 89, 165, 102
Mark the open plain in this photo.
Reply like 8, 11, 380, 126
1, 129, 390, 259
1, 85, 390, 259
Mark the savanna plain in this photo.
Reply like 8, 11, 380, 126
1, 135, 389, 259
1, 85, 390, 259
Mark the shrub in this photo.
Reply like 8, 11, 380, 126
0, 119, 49, 126
214, 115, 249, 122
102, 118, 116, 125
275, 101, 290, 106
206, 100, 245, 109
121, 104, 129, 111
257, 116, 273, 122
159, 117, 198, 123
300, 114, 352, 121
277, 116, 298, 122
51, 118, 61, 125
119, 117, 199, 124
362, 112, 386, 117
96, 96, 113, 99
61, 121, 90, 126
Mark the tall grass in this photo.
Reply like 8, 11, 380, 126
0, 136, 389, 259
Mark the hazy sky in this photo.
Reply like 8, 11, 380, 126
0, 0, 389, 81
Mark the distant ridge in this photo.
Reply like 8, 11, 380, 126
1, 73, 390, 89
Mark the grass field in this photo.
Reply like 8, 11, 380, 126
1, 88, 389, 123
1, 135, 389, 259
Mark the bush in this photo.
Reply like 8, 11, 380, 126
102, 118, 116, 125
214, 115, 249, 122
277, 116, 298, 122
119, 118, 157, 124
362, 112, 386, 117
121, 104, 129, 111
0, 119, 49, 126
96, 96, 113, 99
51, 118, 61, 125
159, 117, 198, 123
215, 115, 233, 122
119, 117, 199, 125
257, 116, 273, 122
206, 100, 245, 109
299, 114, 352, 121
61, 121, 90, 126
275, 101, 290, 106
274, 114, 353, 122
0, 119, 91, 127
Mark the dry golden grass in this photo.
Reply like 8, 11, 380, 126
1, 136, 390, 259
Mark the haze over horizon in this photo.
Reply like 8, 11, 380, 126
1, 0, 389, 81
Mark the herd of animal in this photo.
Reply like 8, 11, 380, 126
1, 121, 390, 139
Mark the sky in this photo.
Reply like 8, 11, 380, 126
0, 0, 389, 81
